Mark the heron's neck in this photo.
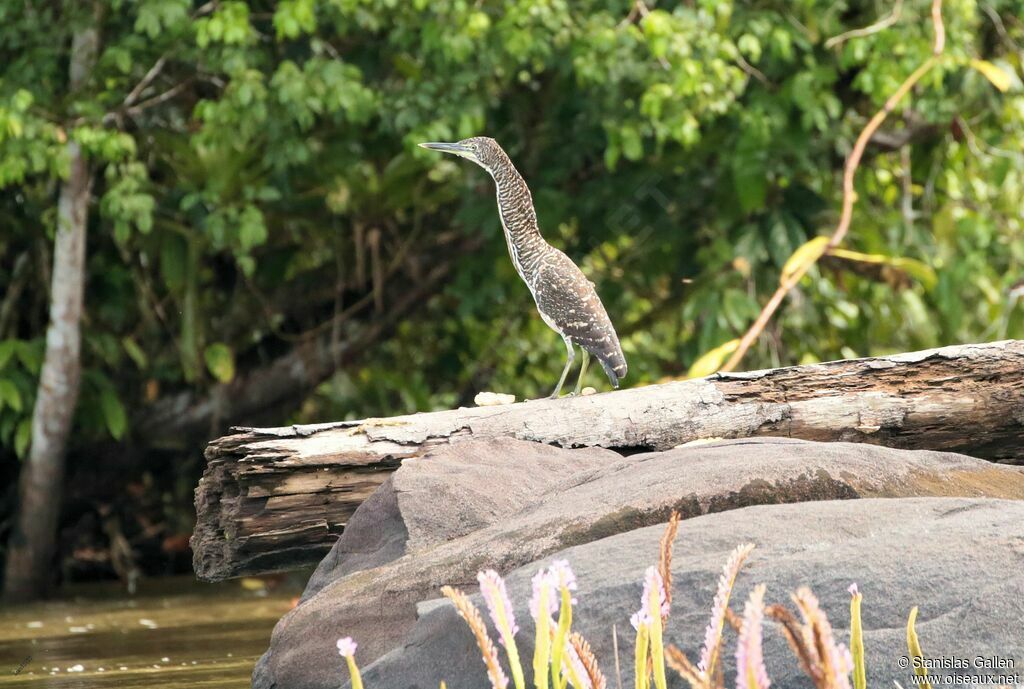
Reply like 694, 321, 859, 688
488, 161, 548, 283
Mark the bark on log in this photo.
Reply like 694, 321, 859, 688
193, 339, 1024, 581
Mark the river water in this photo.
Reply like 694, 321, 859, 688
0, 575, 306, 688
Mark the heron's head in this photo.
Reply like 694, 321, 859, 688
418, 136, 505, 172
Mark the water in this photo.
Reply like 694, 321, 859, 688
0, 575, 305, 688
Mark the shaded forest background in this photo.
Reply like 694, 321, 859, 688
1, 0, 1022, 588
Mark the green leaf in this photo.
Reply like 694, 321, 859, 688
273, 0, 316, 39
237, 205, 268, 251
0, 340, 15, 370
732, 129, 768, 213
620, 125, 643, 161
721, 289, 758, 332
14, 341, 42, 374
100, 388, 128, 440
204, 343, 236, 383
687, 339, 740, 378
827, 248, 938, 291
14, 418, 31, 458
236, 255, 256, 277
604, 142, 620, 171
12, 89, 33, 111
969, 59, 1012, 93
734, 165, 767, 213
891, 258, 938, 292
160, 234, 188, 292
122, 336, 148, 369
906, 607, 932, 689
781, 236, 829, 284
0, 379, 22, 412
135, 5, 162, 37
737, 34, 762, 62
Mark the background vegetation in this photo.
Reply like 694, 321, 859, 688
1, 0, 1022, 590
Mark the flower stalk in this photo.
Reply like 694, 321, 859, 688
849, 585, 866, 689
480, 569, 527, 689
647, 575, 668, 689
442, 585, 509, 689
532, 570, 554, 689
698, 544, 755, 684
337, 637, 365, 689
736, 584, 770, 689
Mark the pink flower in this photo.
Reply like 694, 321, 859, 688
336, 637, 358, 658
630, 566, 669, 630
736, 584, 770, 689
832, 646, 854, 686
848, 583, 859, 597
529, 560, 579, 621
549, 560, 578, 592
478, 570, 519, 646
643, 566, 670, 620
529, 569, 558, 621
698, 543, 755, 676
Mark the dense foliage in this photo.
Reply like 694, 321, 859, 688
1, 0, 1022, 576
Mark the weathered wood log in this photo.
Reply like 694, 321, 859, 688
193, 340, 1024, 580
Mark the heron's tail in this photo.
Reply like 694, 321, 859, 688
593, 346, 627, 389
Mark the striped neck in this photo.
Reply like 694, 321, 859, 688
487, 157, 548, 284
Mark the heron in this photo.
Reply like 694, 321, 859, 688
419, 136, 627, 398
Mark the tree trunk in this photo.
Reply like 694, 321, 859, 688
3, 24, 97, 601
192, 339, 1024, 581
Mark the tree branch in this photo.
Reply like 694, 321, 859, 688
123, 55, 167, 107
0, 252, 31, 339
825, 0, 904, 50
867, 116, 941, 151
102, 78, 194, 125
135, 240, 476, 446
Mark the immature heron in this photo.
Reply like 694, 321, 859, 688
419, 137, 627, 398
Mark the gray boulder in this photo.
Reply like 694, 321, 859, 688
254, 438, 1024, 689
302, 439, 620, 600
363, 497, 1024, 689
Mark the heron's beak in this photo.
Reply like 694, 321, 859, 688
418, 141, 475, 160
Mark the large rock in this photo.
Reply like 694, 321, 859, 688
302, 439, 621, 600
362, 497, 1024, 689
254, 438, 1024, 689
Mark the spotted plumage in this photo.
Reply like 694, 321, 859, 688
420, 136, 627, 397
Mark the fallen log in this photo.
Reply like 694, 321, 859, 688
192, 339, 1024, 580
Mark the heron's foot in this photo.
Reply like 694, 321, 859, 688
547, 391, 586, 400
548, 390, 578, 400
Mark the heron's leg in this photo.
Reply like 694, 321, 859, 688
550, 337, 575, 399
573, 348, 590, 396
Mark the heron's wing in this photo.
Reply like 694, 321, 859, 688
533, 250, 627, 381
